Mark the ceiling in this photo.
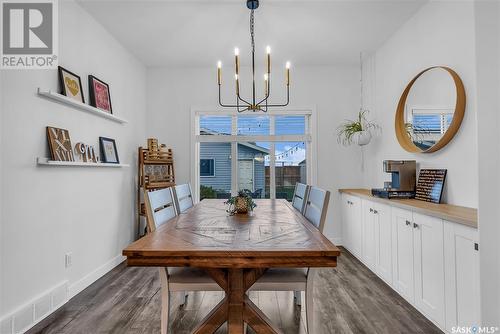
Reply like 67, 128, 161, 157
77, 0, 426, 67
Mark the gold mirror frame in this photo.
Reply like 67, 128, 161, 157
395, 66, 466, 153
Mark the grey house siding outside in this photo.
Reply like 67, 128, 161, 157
200, 143, 267, 195
200, 142, 231, 193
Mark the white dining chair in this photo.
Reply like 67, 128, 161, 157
253, 186, 331, 334
173, 183, 194, 213
292, 182, 309, 213
303, 186, 331, 233
144, 188, 221, 334
144, 187, 177, 233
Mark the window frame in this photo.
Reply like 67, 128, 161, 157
191, 108, 317, 202
199, 158, 216, 177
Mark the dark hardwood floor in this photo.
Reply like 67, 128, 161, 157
27, 248, 442, 334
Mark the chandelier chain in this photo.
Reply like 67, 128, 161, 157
250, 9, 255, 53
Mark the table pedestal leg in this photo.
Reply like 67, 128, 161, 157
192, 268, 283, 334
227, 269, 244, 333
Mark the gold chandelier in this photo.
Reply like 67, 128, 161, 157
217, 0, 290, 112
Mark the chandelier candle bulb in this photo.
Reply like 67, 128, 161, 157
264, 73, 269, 95
286, 61, 291, 86
217, 61, 222, 85
234, 48, 240, 75
266, 46, 271, 74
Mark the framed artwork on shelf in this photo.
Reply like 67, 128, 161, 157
58, 66, 85, 103
46, 126, 75, 161
89, 75, 112, 114
415, 169, 447, 204
99, 137, 119, 163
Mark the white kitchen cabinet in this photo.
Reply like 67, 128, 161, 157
413, 213, 445, 327
350, 198, 393, 284
341, 194, 352, 250
444, 221, 480, 332
339, 190, 479, 333
391, 207, 415, 303
374, 202, 392, 284
341, 194, 362, 257
362, 199, 377, 269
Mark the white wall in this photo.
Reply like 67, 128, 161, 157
361, 1, 477, 208
146, 65, 362, 242
0, 0, 146, 328
475, 0, 500, 327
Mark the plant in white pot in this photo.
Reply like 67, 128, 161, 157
337, 109, 380, 146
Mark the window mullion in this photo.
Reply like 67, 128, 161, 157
231, 115, 238, 196
270, 116, 276, 199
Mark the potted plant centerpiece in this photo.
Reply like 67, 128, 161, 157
337, 109, 380, 146
225, 190, 257, 215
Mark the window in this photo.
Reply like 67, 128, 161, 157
411, 111, 452, 134
275, 116, 305, 135
407, 108, 453, 150
194, 111, 314, 201
200, 115, 231, 135
200, 159, 215, 177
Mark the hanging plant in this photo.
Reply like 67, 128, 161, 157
337, 109, 380, 146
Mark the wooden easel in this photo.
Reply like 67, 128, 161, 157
137, 139, 175, 237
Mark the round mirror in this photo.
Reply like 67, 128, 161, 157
395, 66, 465, 153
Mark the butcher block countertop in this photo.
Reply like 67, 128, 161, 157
339, 189, 477, 229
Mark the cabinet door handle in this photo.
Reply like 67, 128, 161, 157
373, 210, 378, 214
413, 223, 419, 229
474, 243, 479, 251
405, 220, 411, 226
369, 208, 373, 213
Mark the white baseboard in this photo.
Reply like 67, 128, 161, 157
0, 254, 125, 334
0, 281, 68, 334
330, 237, 343, 246
68, 254, 125, 298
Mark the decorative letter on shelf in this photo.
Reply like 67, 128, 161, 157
75, 142, 99, 163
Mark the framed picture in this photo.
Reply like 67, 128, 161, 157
58, 66, 85, 103
99, 137, 119, 163
415, 169, 447, 204
46, 126, 75, 161
89, 75, 112, 114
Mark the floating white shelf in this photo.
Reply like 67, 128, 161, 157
37, 157, 129, 168
37, 88, 128, 124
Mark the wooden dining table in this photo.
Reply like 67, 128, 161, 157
123, 199, 340, 334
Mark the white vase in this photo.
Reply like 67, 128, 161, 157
353, 131, 372, 146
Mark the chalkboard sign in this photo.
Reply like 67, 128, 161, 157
415, 169, 447, 204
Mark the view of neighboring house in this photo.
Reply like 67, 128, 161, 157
200, 142, 269, 199
199, 126, 307, 200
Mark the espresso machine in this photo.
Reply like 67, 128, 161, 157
371, 160, 416, 199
